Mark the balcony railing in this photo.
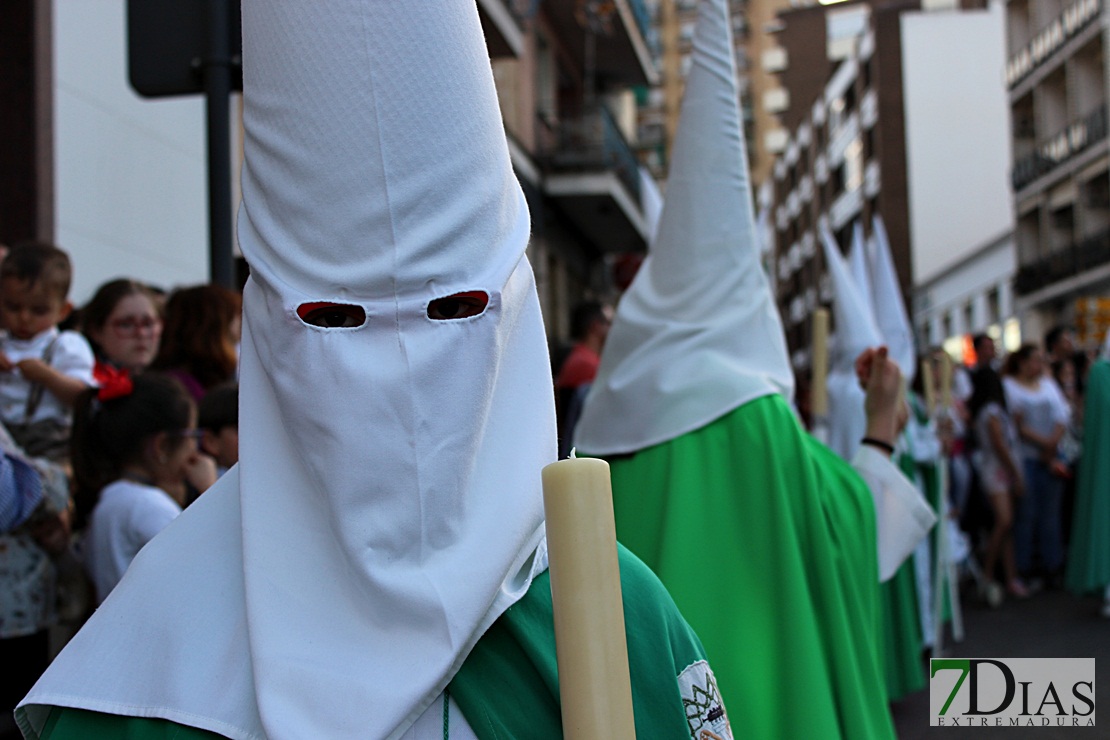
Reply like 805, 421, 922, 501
1005, 0, 1101, 88
478, 0, 528, 57
544, 0, 656, 87
625, 0, 653, 51
1014, 226, 1110, 295
1011, 106, 1108, 191
538, 105, 642, 203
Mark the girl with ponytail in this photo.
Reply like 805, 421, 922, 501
72, 372, 204, 604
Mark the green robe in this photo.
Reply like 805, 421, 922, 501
594, 394, 894, 739
900, 397, 951, 632
23, 546, 720, 739
1066, 360, 1110, 595
878, 560, 924, 701
877, 453, 927, 702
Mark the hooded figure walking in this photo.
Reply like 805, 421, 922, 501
574, 0, 933, 737
15, 1, 728, 738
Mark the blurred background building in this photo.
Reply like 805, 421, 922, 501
762, 0, 1015, 371
1006, 0, 1110, 350
489, 0, 657, 341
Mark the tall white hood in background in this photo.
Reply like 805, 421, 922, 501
848, 221, 875, 318
574, 0, 793, 456
869, 214, 917, 384
819, 223, 883, 460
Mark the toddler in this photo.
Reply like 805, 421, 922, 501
0, 242, 95, 460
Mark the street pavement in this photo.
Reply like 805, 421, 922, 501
891, 585, 1107, 739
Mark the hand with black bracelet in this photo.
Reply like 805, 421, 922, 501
855, 346, 904, 456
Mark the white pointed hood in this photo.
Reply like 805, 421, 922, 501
19, 1, 554, 738
819, 223, 883, 371
869, 214, 917, 384
848, 221, 875, 316
574, 0, 792, 456
233, 1, 556, 734
819, 222, 882, 459
231, 1, 555, 735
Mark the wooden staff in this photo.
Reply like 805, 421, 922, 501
921, 357, 937, 417
931, 350, 964, 653
811, 309, 830, 419
939, 351, 953, 411
542, 455, 636, 739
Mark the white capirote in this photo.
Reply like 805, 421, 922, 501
19, 1, 555, 738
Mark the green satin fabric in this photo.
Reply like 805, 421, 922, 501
876, 448, 928, 702
879, 558, 925, 701
451, 544, 708, 738
596, 394, 895, 739
35, 707, 222, 739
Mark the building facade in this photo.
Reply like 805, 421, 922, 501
767, 1, 916, 370
490, 0, 657, 341
1006, 0, 1110, 349
766, 0, 1015, 371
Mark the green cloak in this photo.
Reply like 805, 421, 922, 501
23, 546, 720, 739
877, 453, 928, 702
594, 394, 894, 739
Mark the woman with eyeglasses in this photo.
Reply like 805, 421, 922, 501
81, 279, 163, 383
72, 372, 205, 604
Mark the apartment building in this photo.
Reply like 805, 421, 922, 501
765, 0, 1014, 369
489, 0, 657, 340
1006, 0, 1110, 348
767, 1, 913, 369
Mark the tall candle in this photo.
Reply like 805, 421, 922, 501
922, 356, 936, 416
811, 309, 830, 418
542, 456, 636, 740
939, 352, 953, 410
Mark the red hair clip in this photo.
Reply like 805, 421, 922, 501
97, 366, 134, 401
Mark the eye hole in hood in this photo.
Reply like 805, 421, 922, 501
297, 302, 367, 328
427, 291, 489, 321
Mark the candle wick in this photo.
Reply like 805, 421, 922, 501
569, 447, 577, 459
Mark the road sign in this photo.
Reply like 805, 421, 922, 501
128, 0, 242, 98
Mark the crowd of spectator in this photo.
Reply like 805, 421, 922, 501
943, 327, 1098, 606
0, 240, 241, 735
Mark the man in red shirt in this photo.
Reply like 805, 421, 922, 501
555, 300, 611, 457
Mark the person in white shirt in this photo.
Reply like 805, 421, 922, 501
1003, 343, 1070, 584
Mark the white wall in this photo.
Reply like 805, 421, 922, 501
55, 0, 210, 304
915, 233, 1014, 325
901, 1, 1014, 286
